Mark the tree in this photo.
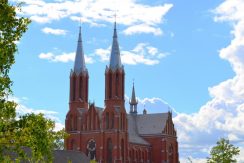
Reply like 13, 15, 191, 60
0, 1, 67, 162
207, 138, 240, 163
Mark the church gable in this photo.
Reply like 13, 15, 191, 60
82, 104, 101, 131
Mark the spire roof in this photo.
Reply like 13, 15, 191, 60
130, 82, 138, 105
109, 22, 122, 70
74, 26, 86, 74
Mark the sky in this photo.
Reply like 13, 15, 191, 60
8, 0, 244, 162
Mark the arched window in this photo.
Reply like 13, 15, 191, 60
86, 77, 88, 102
106, 112, 109, 129
79, 76, 83, 99
107, 138, 113, 163
116, 73, 119, 97
70, 115, 74, 131
120, 113, 122, 130
73, 77, 76, 101
122, 74, 124, 99
109, 73, 112, 98
111, 112, 114, 129
169, 144, 173, 163
121, 139, 124, 162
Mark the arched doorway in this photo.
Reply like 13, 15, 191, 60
87, 139, 96, 160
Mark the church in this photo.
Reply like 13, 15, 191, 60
65, 22, 179, 163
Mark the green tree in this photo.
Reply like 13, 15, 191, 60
0, 1, 67, 162
207, 138, 240, 163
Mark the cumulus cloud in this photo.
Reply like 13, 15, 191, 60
12, 0, 173, 35
174, 0, 244, 160
123, 24, 163, 36
39, 52, 94, 64
8, 96, 64, 131
42, 27, 67, 35
94, 43, 169, 65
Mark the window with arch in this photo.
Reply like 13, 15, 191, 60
169, 144, 173, 163
79, 76, 83, 99
106, 112, 109, 129
111, 112, 114, 129
116, 72, 119, 97
72, 77, 76, 101
107, 138, 113, 163
109, 73, 112, 98
121, 139, 124, 162
70, 115, 74, 131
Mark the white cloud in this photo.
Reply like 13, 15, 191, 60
39, 52, 94, 64
173, 0, 244, 159
8, 96, 64, 131
94, 43, 169, 65
13, 0, 173, 35
42, 27, 67, 35
123, 24, 163, 36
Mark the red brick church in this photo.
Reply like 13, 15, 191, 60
65, 22, 179, 163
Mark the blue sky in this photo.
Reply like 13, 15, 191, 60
9, 0, 244, 162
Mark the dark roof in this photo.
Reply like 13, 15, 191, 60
127, 113, 169, 145
54, 150, 89, 163
127, 114, 150, 145
136, 113, 168, 135
4, 149, 89, 163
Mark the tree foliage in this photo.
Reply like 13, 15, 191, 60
207, 138, 240, 163
0, 1, 67, 162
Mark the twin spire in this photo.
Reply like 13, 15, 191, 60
73, 22, 140, 114
109, 22, 122, 70
73, 22, 122, 74
74, 26, 86, 74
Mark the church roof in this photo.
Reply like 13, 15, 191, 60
136, 113, 168, 135
127, 113, 168, 145
109, 22, 122, 70
73, 27, 87, 74
127, 114, 150, 145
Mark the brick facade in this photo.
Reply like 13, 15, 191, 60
65, 24, 179, 163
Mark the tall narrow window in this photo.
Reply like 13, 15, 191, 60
106, 112, 109, 129
109, 74, 112, 98
70, 115, 74, 131
111, 112, 114, 129
73, 77, 76, 101
79, 76, 83, 99
120, 114, 122, 130
107, 138, 112, 163
86, 77, 88, 102
121, 139, 124, 162
116, 73, 119, 97
122, 74, 124, 99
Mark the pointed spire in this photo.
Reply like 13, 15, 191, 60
130, 82, 137, 105
130, 81, 138, 114
74, 26, 86, 74
109, 21, 122, 70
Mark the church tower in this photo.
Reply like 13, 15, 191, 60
65, 27, 89, 150
103, 22, 128, 163
69, 27, 89, 110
